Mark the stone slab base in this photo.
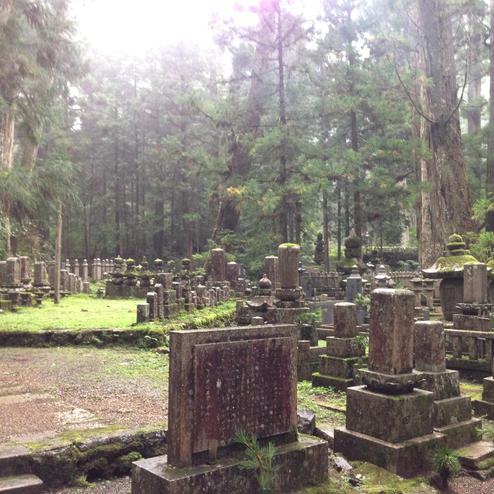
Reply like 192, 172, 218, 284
432, 395, 472, 427
472, 399, 494, 420
435, 418, 482, 449
334, 427, 445, 478
482, 376, 494, 402
312, 372, 354, 391
131, 436, 328, 494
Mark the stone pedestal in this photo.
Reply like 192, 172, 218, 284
132, 436, 328, 494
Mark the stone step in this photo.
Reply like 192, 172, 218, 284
0, 475, 43, 494
456, 440, 494, 470
0, 446, 31, 476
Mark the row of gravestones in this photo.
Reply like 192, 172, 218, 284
136, 276, 232, 323
0, 256, 111, 286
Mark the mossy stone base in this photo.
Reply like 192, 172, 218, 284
319, 355, 360, 379
311, 372, 354, 391
334, 427, 445, 478
345, 386, 433, 443
434, 417, 482, 449
131, 436, 328, 494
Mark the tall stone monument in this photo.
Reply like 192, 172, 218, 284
334, 289, 444, 477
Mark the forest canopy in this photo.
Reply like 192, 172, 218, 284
0, 0, 492, 274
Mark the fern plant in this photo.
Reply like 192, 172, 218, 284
431, 447, 461, 489
234, 429, 278, 493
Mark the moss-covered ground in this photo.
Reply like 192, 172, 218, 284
0, 293, 235, 332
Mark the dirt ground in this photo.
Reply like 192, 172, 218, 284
0, 347, 168, 443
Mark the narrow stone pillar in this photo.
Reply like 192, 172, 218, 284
264, 256, 279, 288
278, 244, 300, 289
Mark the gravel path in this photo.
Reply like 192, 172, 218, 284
0, 347, 168, 443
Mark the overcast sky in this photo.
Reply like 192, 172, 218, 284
70, 0, 253, 56
70, 0, 320, 57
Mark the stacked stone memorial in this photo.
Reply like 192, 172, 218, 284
415, 320, 481, 448
423, 234, 479, 321
334, 288, 444, 477
131, 324, 328, 494
312, 302, 365, 391
266, 243, 309, 324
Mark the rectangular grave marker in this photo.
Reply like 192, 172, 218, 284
168, 324, 297, 467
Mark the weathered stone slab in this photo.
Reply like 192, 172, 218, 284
210, 249, 227, 282
319, 355, 359, 379
368, 289, 415, 375
278, 244, 300, 289
414, 321, 446, 372
168, 324, 298, 467
463, 263, 487, 304
432, 395, 472, 427
326, 337, 365, 358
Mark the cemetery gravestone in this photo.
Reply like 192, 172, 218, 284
131, 324, 328, 494
415, 320, 480, 448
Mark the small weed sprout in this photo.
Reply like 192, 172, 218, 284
234, 429, 278, 492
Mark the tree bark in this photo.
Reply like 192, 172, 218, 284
54, 200, 62, 304
322, 190, 330, 272
416, 0, 474, 267
487, 0, 494, 233
0, 107, 15, 171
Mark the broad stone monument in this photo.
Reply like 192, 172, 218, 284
334, 289, 444, 477
131, 324, 328, 494
423, 234, 478, 321
312, 302, 365, 391
415, 320, 481, 448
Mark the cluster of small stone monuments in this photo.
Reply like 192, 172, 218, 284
133, 249, 247, 323
0, 256, 111, 311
